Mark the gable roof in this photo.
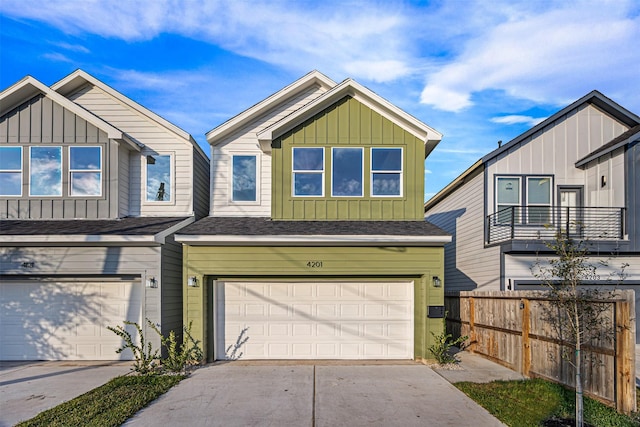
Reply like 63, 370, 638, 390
0, 75, 140, 150
426, 90, 640, 212
206, 70, 337, 146
482, 90, 640, 163
257, 78, 443, 157
51, 69, 206, 159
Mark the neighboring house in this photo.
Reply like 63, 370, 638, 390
0, 70, 209, 360
176, 71, 450, 361
424, 91, 640, 336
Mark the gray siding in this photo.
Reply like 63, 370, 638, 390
160, 235, 184, 339
0, 244, 164, 349
192, 149, 210, 219
0, 95, 118, 219
628, 140, 640, 250
118, 145, 130, 217
425, 168, 501, 291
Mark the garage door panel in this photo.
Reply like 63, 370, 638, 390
0, 281, 141, 361
216, 281, 413, 360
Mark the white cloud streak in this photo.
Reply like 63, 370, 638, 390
490, 115, 546, 127
420, 1, 640, 111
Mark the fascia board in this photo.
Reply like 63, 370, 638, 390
174, 234, 452, 246
1, 76, 124, 140
205, 70, 337, 145
257, 79, 442, 155
51, 70, 205, 157
0, 217, 196, 245
424, 159, 484, 211
152, 216, 196, 243
0, 235, 158, 245
575, 131, 640, 167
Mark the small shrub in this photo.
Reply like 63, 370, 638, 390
148, 320, 203, 373
107, 320, 160, 375
429, 313, 468, 364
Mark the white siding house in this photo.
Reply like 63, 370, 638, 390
425, 90, 640, 337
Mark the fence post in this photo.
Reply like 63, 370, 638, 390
615, 298, 636, 414
510, 207, 515, 239
522, 298, 531, 377
469, 296, 476, 351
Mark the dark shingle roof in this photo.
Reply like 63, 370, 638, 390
177, 217, 448, 237
0, 217, 190, 236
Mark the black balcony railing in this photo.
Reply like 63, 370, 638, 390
486, 206, 626, 245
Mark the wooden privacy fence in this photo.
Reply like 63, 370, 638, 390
445, 290, 636, 414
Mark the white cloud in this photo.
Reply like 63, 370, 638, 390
1, 0, 415, 83
420, 1, 640, 111
490, 115, 545, 127
42, 52, 73, 63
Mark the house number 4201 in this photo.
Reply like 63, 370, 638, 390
306, 261, 323, 268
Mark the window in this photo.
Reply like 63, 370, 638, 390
496, 177, 521, 223
526, 177, 552, 224
69, 146, 102, 196
332, 147, 363, 197
293, 147, 324, 196
0, 146, 22, 196
232, 154, 257, 202
146, 154, 172, 202
30, 146, 62, 196
371, 148, 402, 196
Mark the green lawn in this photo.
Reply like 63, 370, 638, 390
455, 379, 640, 427
17, 374, 184, 427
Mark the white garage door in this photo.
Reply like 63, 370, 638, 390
216, 281, 414, 360
0, 280, 142, 361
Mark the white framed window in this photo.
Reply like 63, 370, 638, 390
495, 176, 521, 223
231, 153, 259, 203
145, 153, 173, 202
293, 147, 324, 197
526, 176, 552, 224
29, 146, 62, 197
0, 146, 22, 196
371, 147, 402, 197
332, 147, 363, 197
69, 146, 102, 197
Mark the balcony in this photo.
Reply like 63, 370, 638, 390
486, 206, 626, 245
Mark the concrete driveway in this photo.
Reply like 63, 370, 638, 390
124, 362, 504, 427
0, 361, 132, 427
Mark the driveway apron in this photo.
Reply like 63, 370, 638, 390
125, 363, 504, 427
0, 361, 132, 427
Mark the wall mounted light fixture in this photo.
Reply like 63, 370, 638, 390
432, 276, 442, 288
188, 276, 199, 287
146, 277, 158, 288
601, 175, 607, 188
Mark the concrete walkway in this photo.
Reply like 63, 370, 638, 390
124, 363, 505, 427
0, 361, 132, 427
433, 351, 526, 384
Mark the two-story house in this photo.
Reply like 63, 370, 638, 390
0, 70, 209, 360
424, 90, 640, 336
176, 71, 450, 362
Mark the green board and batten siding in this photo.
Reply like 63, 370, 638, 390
272, 97, 425, 220
183, 245, 445, 361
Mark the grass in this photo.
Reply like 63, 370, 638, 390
16, 374, 184, 427
455, 378, 640, 427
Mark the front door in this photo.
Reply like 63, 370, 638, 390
558, 186, 583, 236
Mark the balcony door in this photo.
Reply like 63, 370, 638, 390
558, 186, 583, 236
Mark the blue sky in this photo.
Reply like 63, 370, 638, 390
2, 0, 639, 200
